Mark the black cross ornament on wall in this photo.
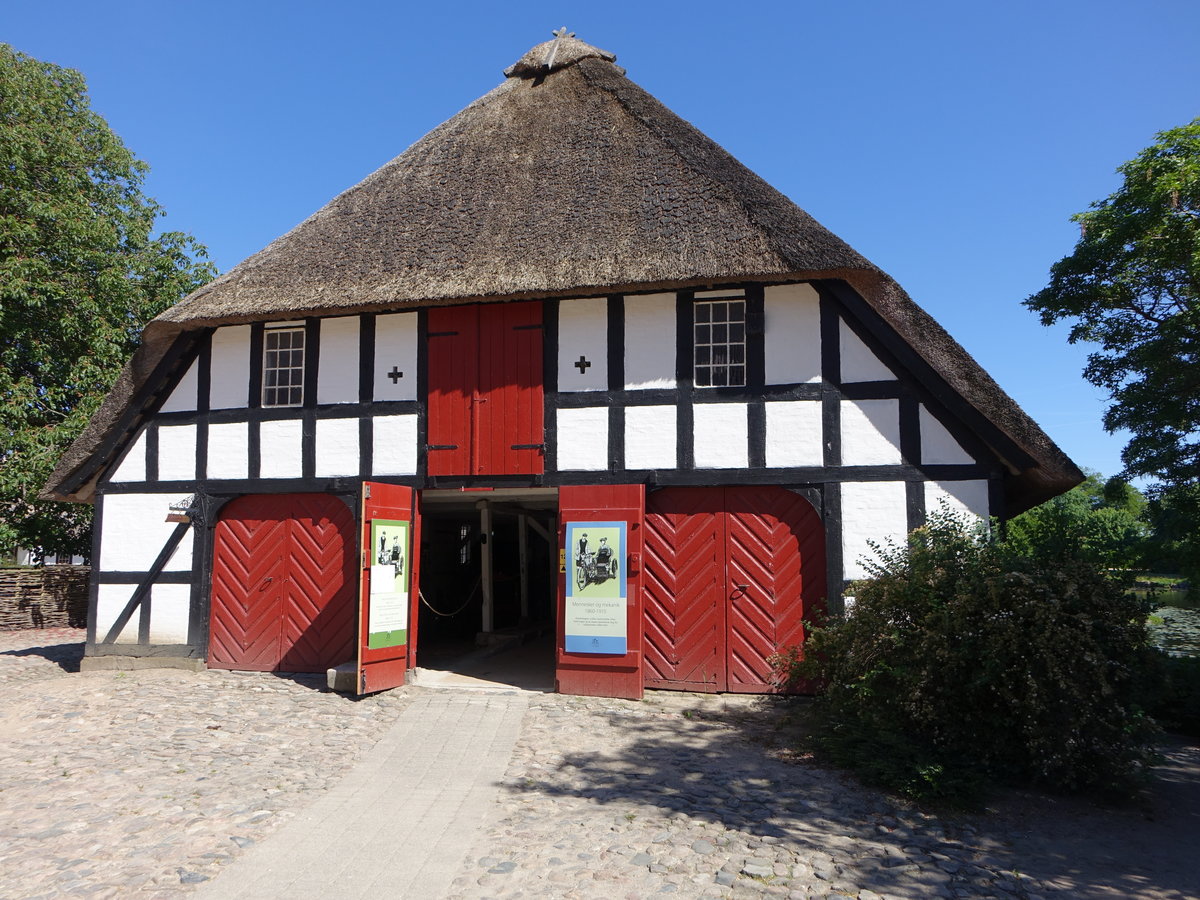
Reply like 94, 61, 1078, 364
387, 366, 404, 384
574, 355, 591, 374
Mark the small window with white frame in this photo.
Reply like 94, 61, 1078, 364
693, 296, 746, 387
262, 324, 306, 407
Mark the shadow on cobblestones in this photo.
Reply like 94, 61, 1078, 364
0, 637, 83, 672
494, 694, 1200, 899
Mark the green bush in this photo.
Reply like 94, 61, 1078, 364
782, 513, 1159, 805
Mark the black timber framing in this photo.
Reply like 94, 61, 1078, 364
82, 279, 1022, 661
816, 279, 1035, 472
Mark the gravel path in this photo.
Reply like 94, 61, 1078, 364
2, 629, 1198, 900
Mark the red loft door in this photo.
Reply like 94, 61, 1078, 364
643, 486, 826, 693
426, 302, 544, 476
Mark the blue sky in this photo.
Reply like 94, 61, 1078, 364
8, 0, 1199, 484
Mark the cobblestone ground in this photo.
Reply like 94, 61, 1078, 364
2, 630, 1198, 900
0, 629, 412, 899
450, 694, 1200, 900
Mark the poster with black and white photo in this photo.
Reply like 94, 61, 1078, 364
564, 521, 627, 654
368, 519, 408, 649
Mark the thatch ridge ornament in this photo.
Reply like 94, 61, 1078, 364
503, 30, 618, 78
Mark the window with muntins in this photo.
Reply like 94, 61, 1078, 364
693, 298, 746, 387
262, 326, 305, 407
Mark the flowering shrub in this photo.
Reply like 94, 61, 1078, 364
780, 512, 1158, 804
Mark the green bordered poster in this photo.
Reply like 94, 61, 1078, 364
564, 521, 627, 654
368, 519, 408, 649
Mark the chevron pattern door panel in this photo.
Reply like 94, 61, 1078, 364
644, 488, 726, 691
210, 494, 356, 673
277, 495, 357, 672
725, 486, 826, 692
642, 486, 826, 693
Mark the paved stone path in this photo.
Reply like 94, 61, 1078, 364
194, 691, 528, 899
3, 628, 1199, 900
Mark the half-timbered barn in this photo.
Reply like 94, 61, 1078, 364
43, 33, 1081, 699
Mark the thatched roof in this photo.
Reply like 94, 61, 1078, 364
43, 33, 1081, 510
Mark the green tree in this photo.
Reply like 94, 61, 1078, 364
1026, 119, 1198, 575
0, 44, 214, 558
1005, 470, 1148, 570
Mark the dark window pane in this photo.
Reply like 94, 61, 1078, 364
712, 346, 728, 366
695, 368, 711, 387
713, 324, 727, 343
695, 324, 710, 344
696, 346, 710, 365
731, 323, 744, 342
731, 345, 744, 364
730, 365, 745, 385
695, 304, 710, 323
712, 366, 728, 386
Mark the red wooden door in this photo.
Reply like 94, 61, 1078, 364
557, 485, 645, 700
210, 494, 356, 673
643, 488, 726, 691
643, 486, 826, 693
357, 482, 421, 694
477, 301, 544, 475
426, 302, 543, 476
426, 306, 477, 477
725, 487, 825, 692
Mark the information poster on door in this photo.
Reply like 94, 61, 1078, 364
368, 519, 408, 649
564, 521, 627, 654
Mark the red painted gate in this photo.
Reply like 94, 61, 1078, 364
643, 486, 826, 693
426, 302, 543, 476
210, 493, 356, 673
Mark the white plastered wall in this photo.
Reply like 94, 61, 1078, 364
841, 400, 902, 465
95, 584, 140, 644
841, 481, 909, 580
259, 420, 303, 478
558, 298, 608, 392
373, 415, 418, 475
94, 583, 191, 645
374, 313, 418, 402
925, 480, 990, 522
840, 321, 894, 383
157, 425, 197, 481
208, 422, 249, 480
556, 407, 608, 471
764, 283, 822, 384
765, 401, 823, 467
317, 317, 360, 404
159, 359, 198, 413
209, 325, 251, 409
625, 405, 677, 469
624, 293, 677, 390
98, 493, 194, 572
920, 406, 974, 464
693, 403, 748, 469
109, 430, 147, 483
315, 418, 360, 477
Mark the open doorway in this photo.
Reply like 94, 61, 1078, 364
415, 488, 558, 690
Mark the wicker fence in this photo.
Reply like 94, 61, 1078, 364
0, 566, 89, 630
